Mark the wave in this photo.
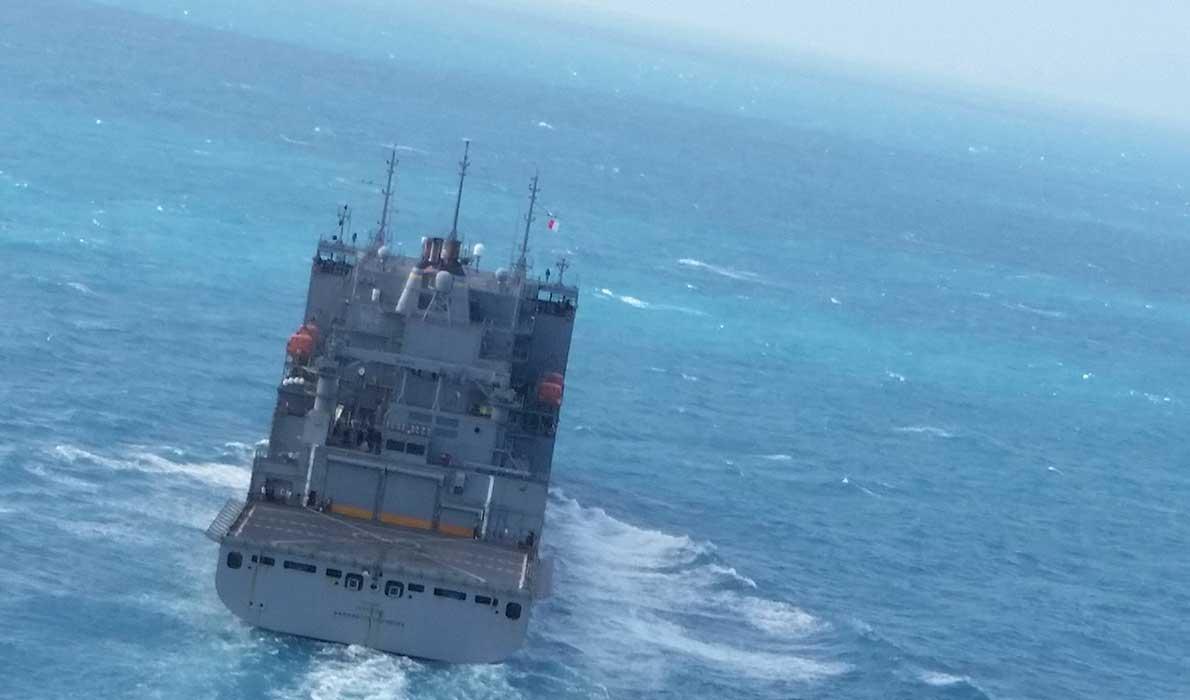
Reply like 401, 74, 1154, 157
52, 445, 249, 491
279, 134, 310, 146
893, 425, 955, 438
1002, 302, 1066, 319
597, 287, 648, 308
677, 257, 758, 281
536, 121, 555, 130
916, 669, 991, 698
919, 670, 968, 686
759, 453, 793, 461
1130, 389, 1174, 404
595, 288, 705, 316
66, 281, 95, 295
542, 492, 845, 685
271, 644, 416, 700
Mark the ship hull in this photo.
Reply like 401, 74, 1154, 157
215, 543, 531, 663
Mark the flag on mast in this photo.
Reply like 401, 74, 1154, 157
546, 211, 560, 232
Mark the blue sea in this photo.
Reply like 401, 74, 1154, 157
2, 2, 1189, 698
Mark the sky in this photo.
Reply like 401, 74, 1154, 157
516, 0, 1190, 129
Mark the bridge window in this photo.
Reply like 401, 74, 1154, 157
406, 443, 426, 456
326, 568, 342, 579
344, 574, 364, 591
407, 583, 425, 593
385, 581, 404, 598
505, 602, 522, 620
259, 556, 275, 567
434, 587, 466, 601
226, 551, 242, 569
474, 595, 492, 605
284, 560, 316, 573
385, 440, 405, 452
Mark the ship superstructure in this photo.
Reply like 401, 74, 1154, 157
206, 145, 577, 663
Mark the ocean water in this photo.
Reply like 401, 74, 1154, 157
2, 1, 1189, 698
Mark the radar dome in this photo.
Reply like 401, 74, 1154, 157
434, 270, 454, 292
377, 245, 389, 258
472, 243, 486, 258
495, 267, 510, 283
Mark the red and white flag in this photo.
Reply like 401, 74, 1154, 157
546, 213, 560, 232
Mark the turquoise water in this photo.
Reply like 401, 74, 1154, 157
2, 1, 1189, 698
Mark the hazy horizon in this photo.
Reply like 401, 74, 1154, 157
501, 0, 1190, 130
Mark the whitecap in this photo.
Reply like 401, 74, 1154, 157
677, 257, 758, 281
893, 425, 954, 438
66, 281, 94, 296
52, 445, 249, 491
536, 121, 555, 130
270, 644, 417, 700
737, 597, 823, 637
279, 134, 310, 146
1003, 302, 1066, 319
595, 288, 705, 315
885, 371, 906, 383
829, 296, 841, 305
760, 453, 793, 461
918, 669, 978, 688
543, 492, 843, 682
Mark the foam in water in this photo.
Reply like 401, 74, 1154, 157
594, 288, 705, 316
541, 492, 845, 687
919, 670, 968, 686
272, 645, 416, 700
677, 258, 758, 281
893, 425, 955, 438
1002, 302, 1067, 319
52, 445, 250, 491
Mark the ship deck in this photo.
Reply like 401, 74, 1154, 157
227, 501, 531, 593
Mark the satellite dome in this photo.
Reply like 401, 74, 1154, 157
472, 243, 486, 258
434, 270, 454, 292
495, 267, 510, 283
377, 245, 389, 258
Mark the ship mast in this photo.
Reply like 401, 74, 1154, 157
515, 173, 539, 278
449, 139, 471, 241
374, 147, 398, 247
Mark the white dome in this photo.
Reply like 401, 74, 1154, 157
495, 267, 510, 283
472, 243, 486, 258
434, 270, 455, 292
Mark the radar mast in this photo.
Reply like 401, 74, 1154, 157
449, 139, 471, 241
373, 147, 398, 247
515, 173, 539, 279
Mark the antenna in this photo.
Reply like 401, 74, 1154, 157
375, 147, 398, 246
516, 173, 539, 277
337, 204, 349, 240
449, 139, 471, 241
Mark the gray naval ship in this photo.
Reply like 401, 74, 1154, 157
206, 143, 577, 663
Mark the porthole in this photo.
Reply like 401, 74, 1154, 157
505, 602, 522, 620
226, 551, 243, 569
